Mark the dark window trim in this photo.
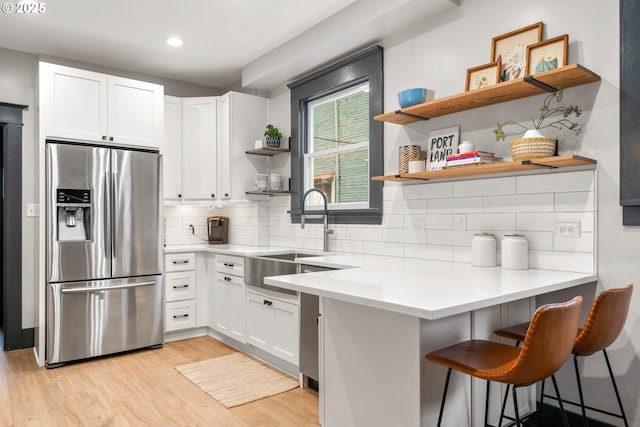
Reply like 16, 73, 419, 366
288, 45, 383, 225
621, 0, 640, 225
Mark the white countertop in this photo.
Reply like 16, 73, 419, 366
265, 263, 597, 320
164, 244, 596, 320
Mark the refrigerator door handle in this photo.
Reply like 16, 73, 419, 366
61, 280, 156, 294
111, 170, 118, 262
104, 171, 111, 259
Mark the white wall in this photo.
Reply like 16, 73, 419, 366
0, 47, 39, 327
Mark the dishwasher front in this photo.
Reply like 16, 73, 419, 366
299, 264, 334, 388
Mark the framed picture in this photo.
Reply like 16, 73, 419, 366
491, 22, 543, 82
426, 126, 460, 171
526, 34, 569, 75
465, 61, 501, 91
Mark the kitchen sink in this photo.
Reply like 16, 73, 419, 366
245, 253, 320, 295
257, 252, 320, 262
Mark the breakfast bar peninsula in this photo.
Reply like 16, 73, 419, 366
265, 256, 596, 427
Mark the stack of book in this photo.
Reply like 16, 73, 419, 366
445, 151, 501, 167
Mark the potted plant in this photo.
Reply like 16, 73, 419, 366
264, 124, 283, 148
493, 88, 582, 161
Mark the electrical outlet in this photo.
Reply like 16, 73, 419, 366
555, 222, 581, 238
412, 220, 425, 231
454, 214, 466, 231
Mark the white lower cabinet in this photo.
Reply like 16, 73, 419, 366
165, 300, 196, 331
247, 289, 299, 365
164, 252, 197, 332
213, 255, 246, 343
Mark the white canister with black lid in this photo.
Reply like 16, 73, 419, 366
472, 232, 497, 267
501, 234, 529, 270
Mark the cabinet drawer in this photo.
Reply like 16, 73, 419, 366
215, 254, 244, 277
165, 271, 196, 302
165, 252, 195, 272
165, 300, 196, 331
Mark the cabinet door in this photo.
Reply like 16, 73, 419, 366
108, 76, 163, 149
182, 97, 218, 200
41, 62, 107, 142
229, 275, 247, 343
246, 291, 271, 352
271, 299, 300, 365
218, 92, 268, 201
214, 274, 231, 334
163, 96, 183, 199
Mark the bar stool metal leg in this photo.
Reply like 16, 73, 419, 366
537, 378, 546, 426
551, 374, 571, 427
498, 384, 511, 427
573, 355, 589, 427
603, 348, 629, 427
485, 380, 490, 427
512, 386, 521, 426
436, 368, 452, 427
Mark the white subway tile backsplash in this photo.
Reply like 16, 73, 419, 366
404, 214, 452, 230
555, 191, 595, 212
516, 212, 595, 232
529, 250, 594, 273
516, 170, 595, 194
428, 197, 483, 213
554, 232, 594, 253
453, 177, 515, 197
165, 171, 595, 273
363, 241, 404, 257
427, 230, 474, 246
403, 182, 453, 200
483, 194, 554, 213
403, 244, 453, 261
466, 213, 516, 231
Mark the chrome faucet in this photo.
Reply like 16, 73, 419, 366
301, 188, 333, 252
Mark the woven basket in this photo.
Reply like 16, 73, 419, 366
398, 145, 423, 174
510, 137, 556, 161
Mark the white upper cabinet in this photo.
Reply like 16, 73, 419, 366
218, 92, 269, 201
40, 62, 163, 149
108, 76, 163, 148
162, 96, 183, 200
181, 97, 218, 200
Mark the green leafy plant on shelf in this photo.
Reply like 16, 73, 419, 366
264, 124, 283, 138
493, 88, 583, 141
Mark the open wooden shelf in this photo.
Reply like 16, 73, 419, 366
374, 64, 601, 125
371, 155, 596, 182
245, 147, 290, 156
245, 190, 291, 196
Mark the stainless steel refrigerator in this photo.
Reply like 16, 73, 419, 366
45, 142, 163, 368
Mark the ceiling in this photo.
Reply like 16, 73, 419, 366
0, 0, 459, 91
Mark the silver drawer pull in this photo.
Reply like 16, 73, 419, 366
173, 314, 189, 319
172, 259, 190, 265
173, 284, 189, 289
61, 281, 155, 294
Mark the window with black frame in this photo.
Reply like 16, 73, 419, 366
288, 46, 383, 225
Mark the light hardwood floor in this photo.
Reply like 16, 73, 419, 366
0, 336, 320, 427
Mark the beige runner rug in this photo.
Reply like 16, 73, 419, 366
176, 352, 299, 408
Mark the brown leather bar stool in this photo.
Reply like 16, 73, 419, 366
494, 284, 633, 427
426, 296, 583, 427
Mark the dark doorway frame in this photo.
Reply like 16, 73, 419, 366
0, 102, 26, 350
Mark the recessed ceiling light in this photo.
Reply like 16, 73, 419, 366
166, 37, 184, 47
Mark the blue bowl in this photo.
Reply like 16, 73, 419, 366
398, 88, 427, 108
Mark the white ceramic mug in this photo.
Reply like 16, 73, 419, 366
458, 141, 475, 154
254, 174, 268, 190
269, 173, 281, 190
